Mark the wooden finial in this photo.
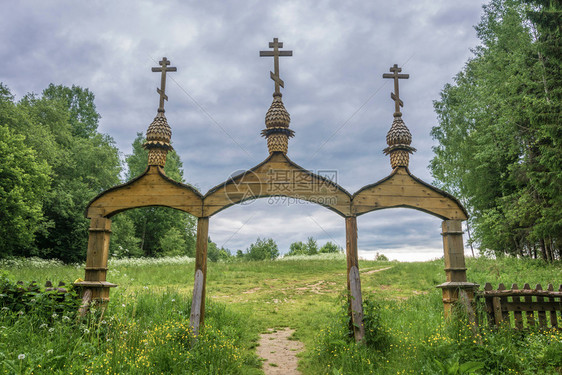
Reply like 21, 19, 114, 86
382, 64, 409, 115
151, 57, 177, 112
260, 38, 293, 95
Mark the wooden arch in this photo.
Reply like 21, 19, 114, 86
350, 167, 476, 319
203, 152, 352, 217
75, 166, 204, 308
86, 166, 204, 219
351, 166, 467, 220
77, 54, 477, 344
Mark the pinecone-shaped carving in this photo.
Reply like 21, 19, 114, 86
383, 115, 416, 169
265, 93, 290, 129
261, 93, 294, 154
143, 111, 173, 167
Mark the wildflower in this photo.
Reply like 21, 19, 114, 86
40, 323, 48, 329
18, 354, 25, 360
62, 316, 71, 321
84, 328, 90, 334
171, 299, 175, 302
122, 304, 126, 307
46, 349, 53, 355
49, 328, 55, 333
52, 313, 58, 318
101, 320, 107, 325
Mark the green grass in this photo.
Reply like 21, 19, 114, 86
1, 255, 561, 374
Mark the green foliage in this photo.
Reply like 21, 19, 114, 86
287, 241, 306, 256
0, 125, 51, 256
320, 241, 342, 254
112, 132, 197, 258
362, 298, 392, 351
0, 288, 260, 374
430, 0, 562, 260
306, 237, 319, 255
207, 238, 233, 262
245, 237, 279, 260
0, 82, 121, 262
0, 273, 80, 322
287, 238, 340, 256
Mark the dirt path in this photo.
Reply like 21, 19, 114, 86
256, 328, 304, 375
363, 266, 393, 275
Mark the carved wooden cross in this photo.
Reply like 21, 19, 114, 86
382, 64, 409, 114
151, 57, 177, 111
260, 38, 293, 94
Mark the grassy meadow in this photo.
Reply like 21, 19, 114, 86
1, 255, 561, 374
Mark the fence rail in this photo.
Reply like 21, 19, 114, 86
479, 283, 562, 329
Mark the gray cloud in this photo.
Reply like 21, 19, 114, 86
0, 0, 487, 260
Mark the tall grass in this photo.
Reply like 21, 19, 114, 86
2, 255, 561, 374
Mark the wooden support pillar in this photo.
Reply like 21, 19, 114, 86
436, 220, 478, 317
74, 216, 117, 314
345, 216, 365, 342
190, 216, 209, 335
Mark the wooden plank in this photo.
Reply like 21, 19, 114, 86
203, 156, 351, 217
78, 289, 92, 318
548, 284, 558, 328
349, 266, 365, 343
484, 283, 495, 328
511, 284, 523, 330
87, 166, 203, 218
194, 217, 209, 328
498, 283, 510, 326
536, 284, 547, 327
502, 301, 562, 312
190, 269, 204, 336
481, 290, 562, 297
352, 169, 467, 220
524, 283, 535, 328
492, 297, 503, 326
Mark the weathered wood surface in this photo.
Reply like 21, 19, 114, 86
349, 266, 365, 342
87, 166, 203, 218
203, 152, 352, 217
85, 217, 112, 283
192, 217, 209, 333
79, 289, 93, 318
480, 283, 562, 329
352, 167, 467, 220
345, 216, 364, 342
190, 269, 204, 336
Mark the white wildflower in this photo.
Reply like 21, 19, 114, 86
18, 354, 25, 360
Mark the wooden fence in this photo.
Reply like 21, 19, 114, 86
14, 280, 68, 293
479, 283, 562, 329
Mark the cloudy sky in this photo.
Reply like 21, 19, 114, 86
1, 0, 487, 261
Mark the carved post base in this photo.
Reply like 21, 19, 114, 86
436, 281, 479, 317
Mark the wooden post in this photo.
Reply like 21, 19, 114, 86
345, 216, 365, 342
190, 217, 209, 335
436, 220, 478, 317
75, 216, 117, 315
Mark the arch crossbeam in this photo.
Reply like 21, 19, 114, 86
86, 166, 204, 219
352, 167, 468, 220
203, 152, 352, 217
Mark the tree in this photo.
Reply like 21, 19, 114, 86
430, 0, 561, 260
0, 83, 122, 262
113, 132, 196, 257
305, 237, 319, 255
246, 237, 279, 261
286, 241, 306, 256
319, 241, 342, 254
0, 125, 51, 256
